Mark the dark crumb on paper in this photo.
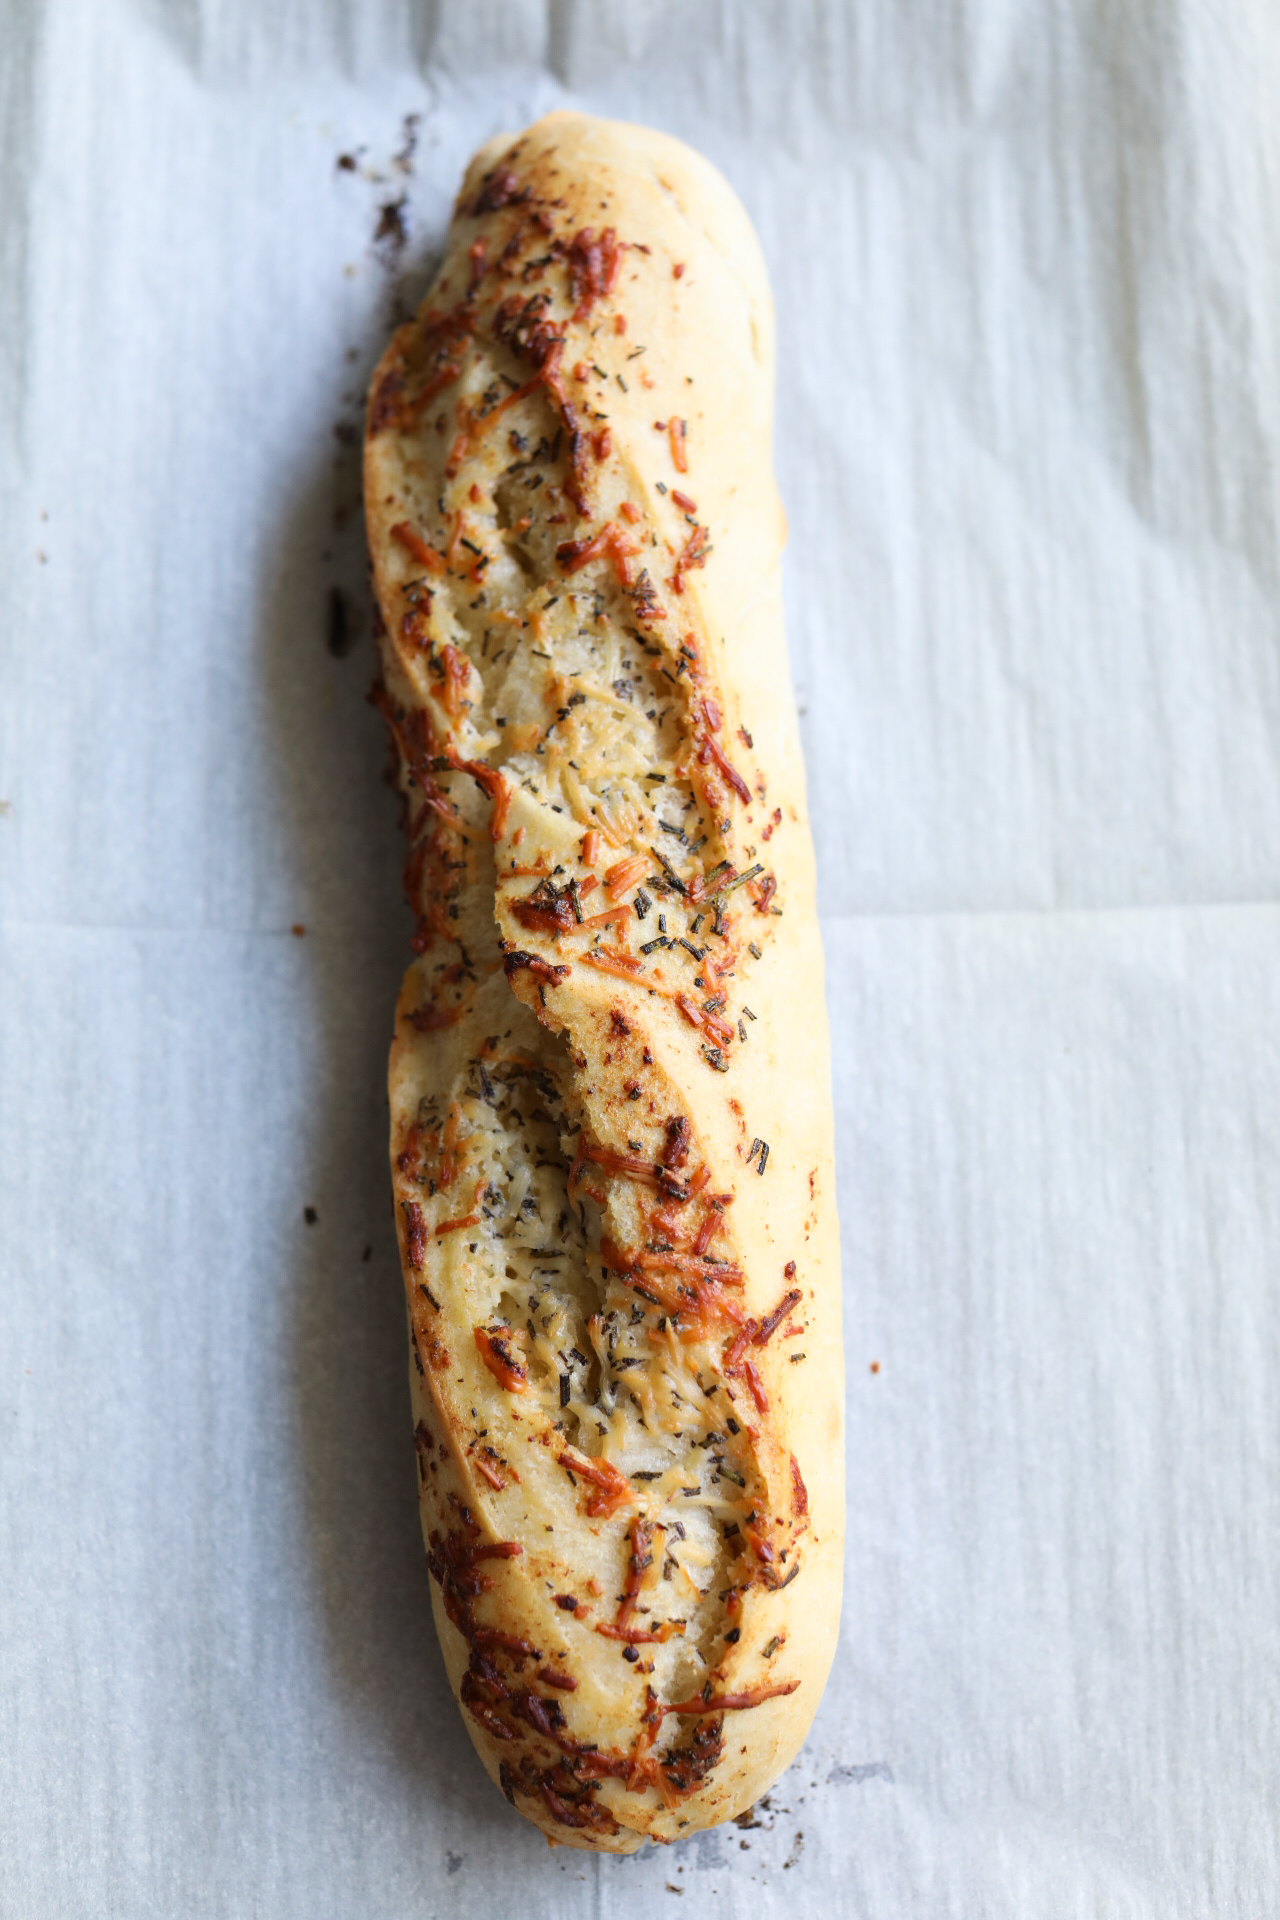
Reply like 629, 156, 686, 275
665, 1887, 683, 1897
303, 1206, 318, 1225
336, 151, 359, 172
326, 584, 353, 657
291, 924, 306, 937
374, 196, 408, 261
394, 113, 421, 175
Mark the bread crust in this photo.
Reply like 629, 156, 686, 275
364, 111, 843, 1851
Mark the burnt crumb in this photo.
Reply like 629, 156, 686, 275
393, 112, 421, 175
303, 1206, 318, 1225
374, 196, 408, 260
622, 1645, 640, 1663
326, 585, 354, 658
335, 151, 360, 173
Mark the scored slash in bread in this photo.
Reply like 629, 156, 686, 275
363, 111, 844, 1851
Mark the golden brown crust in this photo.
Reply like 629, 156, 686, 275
364, 110, 843, 1851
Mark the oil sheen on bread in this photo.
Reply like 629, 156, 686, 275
364, 111, 844, 1852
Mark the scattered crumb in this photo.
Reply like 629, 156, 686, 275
393, 112, 421, 175
374, 196, 408, 261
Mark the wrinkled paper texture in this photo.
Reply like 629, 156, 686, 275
3, 2, 1280, 1914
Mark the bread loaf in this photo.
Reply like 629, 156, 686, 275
364, 111, 843, 1851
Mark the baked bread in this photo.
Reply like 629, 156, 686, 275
363, 110, 843, 1851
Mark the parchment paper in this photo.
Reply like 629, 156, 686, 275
3, 2, 1280, 1914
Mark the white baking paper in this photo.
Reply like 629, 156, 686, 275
3, 2, 1280, 1914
